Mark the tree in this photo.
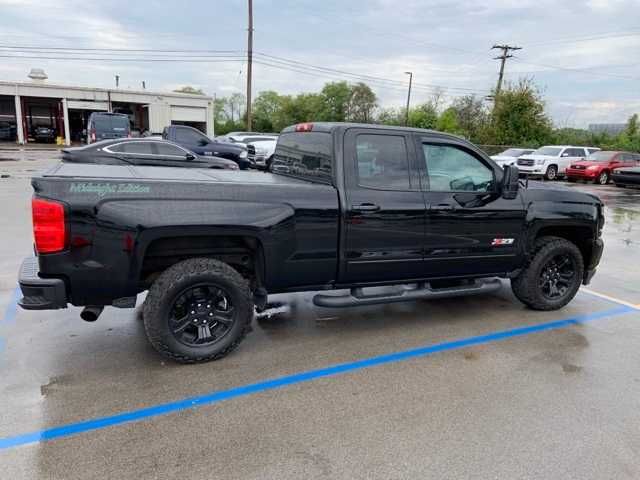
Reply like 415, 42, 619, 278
625, 113, 639, 138
490, 78, 552, 146
450, 95, 488, 142
320, 81, 352, 121
252, 91, 283, 132
227, 93, 246, 123
347, 82, 377, 123
173, 86, 204, 95
436, 108, 461, 134
407, 103, 438, 129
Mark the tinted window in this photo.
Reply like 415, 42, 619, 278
422, 144, 494, 192
119, 142, 154, 154
356, 134, 410, 190
565, 148, 585, 157
271, 132, 332, 183
533, 147, 562, 156
155, 142, 186, 156
92, 114, 129, 132
175, 128, 207, 144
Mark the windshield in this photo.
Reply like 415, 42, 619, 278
586, 151, 616, 162
532, 147, 562, 156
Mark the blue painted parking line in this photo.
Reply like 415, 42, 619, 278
0, 304, 635, 450
2, 287, 20, 325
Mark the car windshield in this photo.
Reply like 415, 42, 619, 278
586, 151, 616, 162
532, 147, 562, 156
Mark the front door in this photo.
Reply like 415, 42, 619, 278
341, 129, 426, 283
418, 137, 526, 278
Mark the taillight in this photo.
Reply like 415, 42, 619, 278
32, 198, 66, 254
90, 129, 96, 143
295, 123, 313, 132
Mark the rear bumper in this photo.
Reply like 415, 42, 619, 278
583, 238, 604, 285
18, 257, 68, 310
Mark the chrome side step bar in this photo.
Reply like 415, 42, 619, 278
312, 279, 502, 308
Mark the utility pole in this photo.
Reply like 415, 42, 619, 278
404, 71, 413, 126
246, 0, 254, 131
491, 44, 521, 95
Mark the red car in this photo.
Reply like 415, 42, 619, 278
566, 151, 640, 185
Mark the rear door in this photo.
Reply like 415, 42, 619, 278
559, 148, 586, 173
342, 128, 426, 283
418, 136, 526, 277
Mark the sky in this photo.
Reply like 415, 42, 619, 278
0, 0, 639, 128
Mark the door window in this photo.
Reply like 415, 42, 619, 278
422, 143, 494, 192
118, 142, 154, 154
175, 128, 206, 144
564, 148, 584, 157
155, 142, 187, 157
356, 134, 411, 190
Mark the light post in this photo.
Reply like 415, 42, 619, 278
404, 71, 413, 126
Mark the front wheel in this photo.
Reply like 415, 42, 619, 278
143, 258, 253, 363
545, 165, 558, 181
511, 236, 584, 310
596, 171, 609, 185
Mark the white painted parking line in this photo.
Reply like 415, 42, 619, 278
581, 287, 640, 310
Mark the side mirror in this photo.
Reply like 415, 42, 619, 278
501, 164, 519, 200
561, 152, 569, 157
198, 138, 208, 146
185, 153, 196, 161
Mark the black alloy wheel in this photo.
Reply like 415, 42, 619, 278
169, 284, 236, 347
538, 253, 576, 301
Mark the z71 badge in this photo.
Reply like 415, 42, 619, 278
492, 238, 515, 246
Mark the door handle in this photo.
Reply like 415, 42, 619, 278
352, 203, 380, 212
431, 203, 455, 211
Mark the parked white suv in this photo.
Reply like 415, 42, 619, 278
517, 146, 600, 180
490, 148, 535, 168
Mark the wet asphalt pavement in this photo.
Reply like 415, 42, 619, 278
1, 150, 640, 479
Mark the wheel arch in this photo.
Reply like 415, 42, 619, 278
136, 229, 267, 291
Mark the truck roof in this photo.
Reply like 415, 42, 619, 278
280, 122, 466, 141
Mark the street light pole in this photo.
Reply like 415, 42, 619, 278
246, 0, 254, 131
404, 71, 413, 126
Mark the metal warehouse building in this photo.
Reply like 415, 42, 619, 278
0, 75, 214, 145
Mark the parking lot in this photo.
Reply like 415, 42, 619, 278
1, 151, 640, 479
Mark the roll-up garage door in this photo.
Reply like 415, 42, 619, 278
171, 106, 206, 122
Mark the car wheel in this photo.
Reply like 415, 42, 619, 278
545, 165, 558, 181
143, 258, 253, 363
511, 236, 584, 311
596, 171, 609, 185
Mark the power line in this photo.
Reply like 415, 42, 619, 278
511, 57, 640, 80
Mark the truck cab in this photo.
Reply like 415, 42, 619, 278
162, 125, 250, 169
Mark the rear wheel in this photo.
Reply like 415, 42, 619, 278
143, 258, 253, 363
511, 236, 584, 310
596, 171, 609, 185
545, 165, 558, 181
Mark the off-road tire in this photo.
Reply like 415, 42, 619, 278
511, 236, 584, 311
143, 258, 253, 363
545, 165, 558, 181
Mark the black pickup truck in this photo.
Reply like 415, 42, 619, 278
18, 123, 604, 363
